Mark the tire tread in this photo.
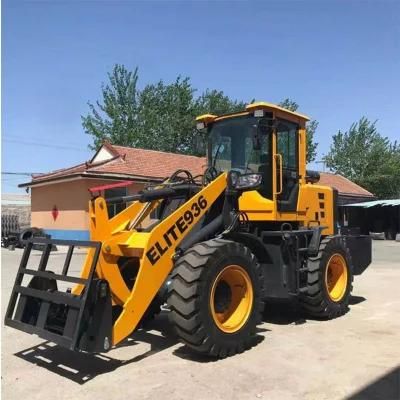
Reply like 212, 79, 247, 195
167, 238, 264, 358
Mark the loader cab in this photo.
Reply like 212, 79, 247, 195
206, 113, 274, 199
197, 102, 309, 212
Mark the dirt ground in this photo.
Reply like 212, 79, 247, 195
1, 240, 399, 400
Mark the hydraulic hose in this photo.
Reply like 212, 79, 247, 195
177, 215, 223, 254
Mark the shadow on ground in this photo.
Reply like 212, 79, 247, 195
13, 295, 368, 383
263, 294, 367, 325
263, 300, 307, 325
13, 308, 270, 380
349, 295, 366, 305
346, 366, 400, 400
14, 312, 177, 384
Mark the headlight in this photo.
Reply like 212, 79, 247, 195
228, 170, 240, 187
235, 173, 263, 190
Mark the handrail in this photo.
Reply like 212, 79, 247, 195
275, 154, 283, 195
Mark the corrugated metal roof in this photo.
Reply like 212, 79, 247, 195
345, 199, 400, 208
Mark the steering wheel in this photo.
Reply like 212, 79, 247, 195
202, 166, 219, 185
168, 169, 194, 184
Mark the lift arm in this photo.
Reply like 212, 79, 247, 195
90, 173, 227, 345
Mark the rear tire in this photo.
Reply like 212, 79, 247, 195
167, 238, 264, 358
300, 236, 354, 319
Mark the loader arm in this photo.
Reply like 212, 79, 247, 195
89, 173, 227, 345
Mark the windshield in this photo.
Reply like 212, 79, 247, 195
208, 115, 271, 174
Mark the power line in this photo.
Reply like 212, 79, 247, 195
3, 138, 88, 152
2, 179, 28, 183
4, 134, 84, 148
2, 172, 41, 176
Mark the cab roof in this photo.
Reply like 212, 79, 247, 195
196, 101, 310, 126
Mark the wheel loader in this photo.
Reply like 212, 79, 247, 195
5, 102, 372, 358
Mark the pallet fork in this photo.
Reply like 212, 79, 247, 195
5, 238, 113, 352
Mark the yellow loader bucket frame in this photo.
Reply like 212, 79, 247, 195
76, 173, 227, 345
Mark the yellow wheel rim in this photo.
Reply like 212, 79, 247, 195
210, 265, 253, 333
325, 254, 348, 302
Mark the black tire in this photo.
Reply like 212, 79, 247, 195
300, 236, 354, 319
167, 238, 265, 358
19, 228, 34, 245
18, 227, 42, 247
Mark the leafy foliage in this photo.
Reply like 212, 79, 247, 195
82, 65, 245, 155
278, 98, 318, 163
325, 117, 400, 198
195, 89, 245, 116
278, 98, 299, 113
82, 65, 140, 149
82, 67, 319, 163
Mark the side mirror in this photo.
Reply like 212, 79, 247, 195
257, 118, 275, 135
193, 134, 206, 156
252, 134, 261, 151
252, 118, 275, 151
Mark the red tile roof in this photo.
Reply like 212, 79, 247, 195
22, 143, 374, 198
22, 143, 207, 186
89, 145, 207, 179
31, 162, 88, 181
319, 172, 374, 197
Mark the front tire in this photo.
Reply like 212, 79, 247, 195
300, 236, 354, 319
167, 238, 264, 358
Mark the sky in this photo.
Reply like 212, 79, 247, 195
2, 0, 400, 193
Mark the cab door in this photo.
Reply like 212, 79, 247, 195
275, 120, 299, 212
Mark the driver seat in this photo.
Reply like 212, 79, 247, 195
258, 153, 272, 199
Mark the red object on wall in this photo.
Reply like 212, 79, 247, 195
52, 205, 59, 221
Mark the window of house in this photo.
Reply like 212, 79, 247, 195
104, 187, 127, 218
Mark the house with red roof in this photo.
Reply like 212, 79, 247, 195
20, 142, 374, 239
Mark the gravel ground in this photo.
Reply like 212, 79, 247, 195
1, 240, 399, 400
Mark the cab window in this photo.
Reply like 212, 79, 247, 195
277, 121, 298, 169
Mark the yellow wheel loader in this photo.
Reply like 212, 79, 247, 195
5, 102, 372, 358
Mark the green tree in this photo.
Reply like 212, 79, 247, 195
82, 65, 245, 155
195, 89, 245, 116
279, 98, 319, 163
325, 117, 400, 198
82, 65, 140, 150
136, 76, 196, 153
